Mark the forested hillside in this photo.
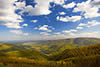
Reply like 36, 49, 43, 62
48, 43, 100, 60
0, 38, 100, 67
0, 43, 100, 67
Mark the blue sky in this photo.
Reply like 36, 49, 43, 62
0, 0, 100, 41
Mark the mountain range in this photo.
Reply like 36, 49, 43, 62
0, 37, 100, 67
0, 38, 100, 55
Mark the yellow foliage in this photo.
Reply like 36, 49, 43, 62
0, 43, 11, 50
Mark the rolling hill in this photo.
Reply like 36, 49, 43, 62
0, 42, 100, 67
48, 43, 100, 61
0, 38, 100, 55
22, 38, 100, 54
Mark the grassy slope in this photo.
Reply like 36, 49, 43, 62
48, 43, 100, 61
0, 43, 47, 60
0, 43, 100, 67
0, 43, 11, 50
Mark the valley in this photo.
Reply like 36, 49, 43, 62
0, 38, 100, 67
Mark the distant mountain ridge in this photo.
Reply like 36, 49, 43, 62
23, 37, 100, 45
0, 37, 100, 54
21, 37, 100, 54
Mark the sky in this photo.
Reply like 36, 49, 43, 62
0, 0, 100, 41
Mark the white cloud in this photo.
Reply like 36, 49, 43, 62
9, 30, 23, 34
69, 31, 100, 38
15, 0, 53, 16
59, 12, 66, 15
76, 26, 83, 29
63, 30, 71, 33
73, 0, 100, 18
22, 24, 28, 27
76, 20, 100, 31
78, 23, 87, 27
48, 26, 55, 30
63, 2, 76, 9
56, 16, 60, 20
0, 0, 23, 28
79, 20, 100, 27
57, 16, 82, 22
15, 0, 52, 16
63, 29, 77, 34
39, 25, 52, 32
15, 0, 67, 16
34, 25, 55, 32
54, 32, 61, 35
31, 20, 38, 23
48, 31, 100, 40
9, 30, 29, 36
91, 0, 100, 8
40, 32, 50, 36
15, 1, 26, 9
34, 27, 38, 30
70, 29, 77, 32
4, 22, 22, 29
53, 0, 66, 5
2, 31, 100, 41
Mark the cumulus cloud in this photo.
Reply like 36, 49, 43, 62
69, 31, 100, 38
0, 0, 23, 28
9, 30, 29, 36
78, 20, 100, 27
39, 25, 51, 32
76, 20, 100, 31
63, 2, 76, 9
22, 24, 28, 27
15, 0, 67, 16
15, 0, 52, 16
40, 32, 50, 36
57, 16, 82, 22
4, 22, 22, 28
10, 30, 23, 34
15, 1, 26, 9
59, 12, 66, 15
49, 31, 100, 40
56, 16, 60, 20
34, 25, 55, 32
53, 0, 66, 5
91, 0, 100, 8
54, 32, 61, 35
76, 26, 83, 30
31, 20, 38, 23
62, 29, 77, 34
2, 31, 99, 41
73, 0, 100, 18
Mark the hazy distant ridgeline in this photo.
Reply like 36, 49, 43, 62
23, 38, 100, 46
22, 38, 100, 54
0, 38, 100, 55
